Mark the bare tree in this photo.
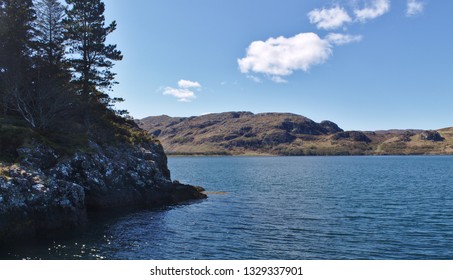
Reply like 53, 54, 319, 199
13, 75, 73, 129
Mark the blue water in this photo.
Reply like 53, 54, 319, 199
3, 156, 453, 259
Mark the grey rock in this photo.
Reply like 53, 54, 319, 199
332, 131, 372, 143
17, 141, 58, 169
320, 120, 344, 134
420, 131, 444, 142
0, 139, 206, 241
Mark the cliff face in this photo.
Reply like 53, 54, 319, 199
0, 140, 206, 240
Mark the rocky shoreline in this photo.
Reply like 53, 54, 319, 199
0, 140, 206, 241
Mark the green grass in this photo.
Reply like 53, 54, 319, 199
0, 111, 157, 164
0, 117, 37, 162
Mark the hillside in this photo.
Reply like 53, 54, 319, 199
138, 112, 453, 156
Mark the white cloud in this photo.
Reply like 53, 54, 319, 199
354, 0, 390, 22
246, 75, 262, 83
178, 79, 201, 89
163, 79, 202, 102
271, 76, 288, 83
238, 32, 332, 78
326, 33, 363, 46
406, 0, 424, 16
238, 32, 365, 82
308, 6, 352, 30
163, 87, 196, 102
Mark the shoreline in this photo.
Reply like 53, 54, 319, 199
0, 140, 206, 243
166, 152, 453, 157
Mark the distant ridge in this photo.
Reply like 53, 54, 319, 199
138, 112, 453, 156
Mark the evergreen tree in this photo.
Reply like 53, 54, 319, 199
34, 0, 66, 72
0, 0, 6, 115
11, 0, 74, 130
0, 1, 6, 74
0, 0, 35, 71
0, 0, 35, 116
64, 0, 122, 106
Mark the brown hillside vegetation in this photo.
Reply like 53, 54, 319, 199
138, 112, 453, 156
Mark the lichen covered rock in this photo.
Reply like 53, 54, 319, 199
0, 140, 206, 240
0, 165, 85, 239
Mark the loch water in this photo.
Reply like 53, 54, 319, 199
2, 156, 453, 259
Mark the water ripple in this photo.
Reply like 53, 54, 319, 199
2, 156, 453, 259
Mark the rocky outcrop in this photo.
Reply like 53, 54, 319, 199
320, 120, 344, 134
331, 131, 372, 143
399, 131, 415, 142
277, 117, 328, 135
420, 130, 444, 142
0, 140, 206, 240
0, 164, 86, 239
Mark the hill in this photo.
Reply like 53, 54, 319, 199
138, 112, 453, 156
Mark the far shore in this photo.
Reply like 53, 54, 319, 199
166, 152, 453, 157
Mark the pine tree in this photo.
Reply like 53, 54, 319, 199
0, 0, 35, 116
12, 0, 75, 130
0, 0, 35, 71
0, 1, 6, 115
34, 0, 66, 72
64, 0, 122, 106
0, 1, 6, 74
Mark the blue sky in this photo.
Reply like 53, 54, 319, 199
102, 0, 453, 130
